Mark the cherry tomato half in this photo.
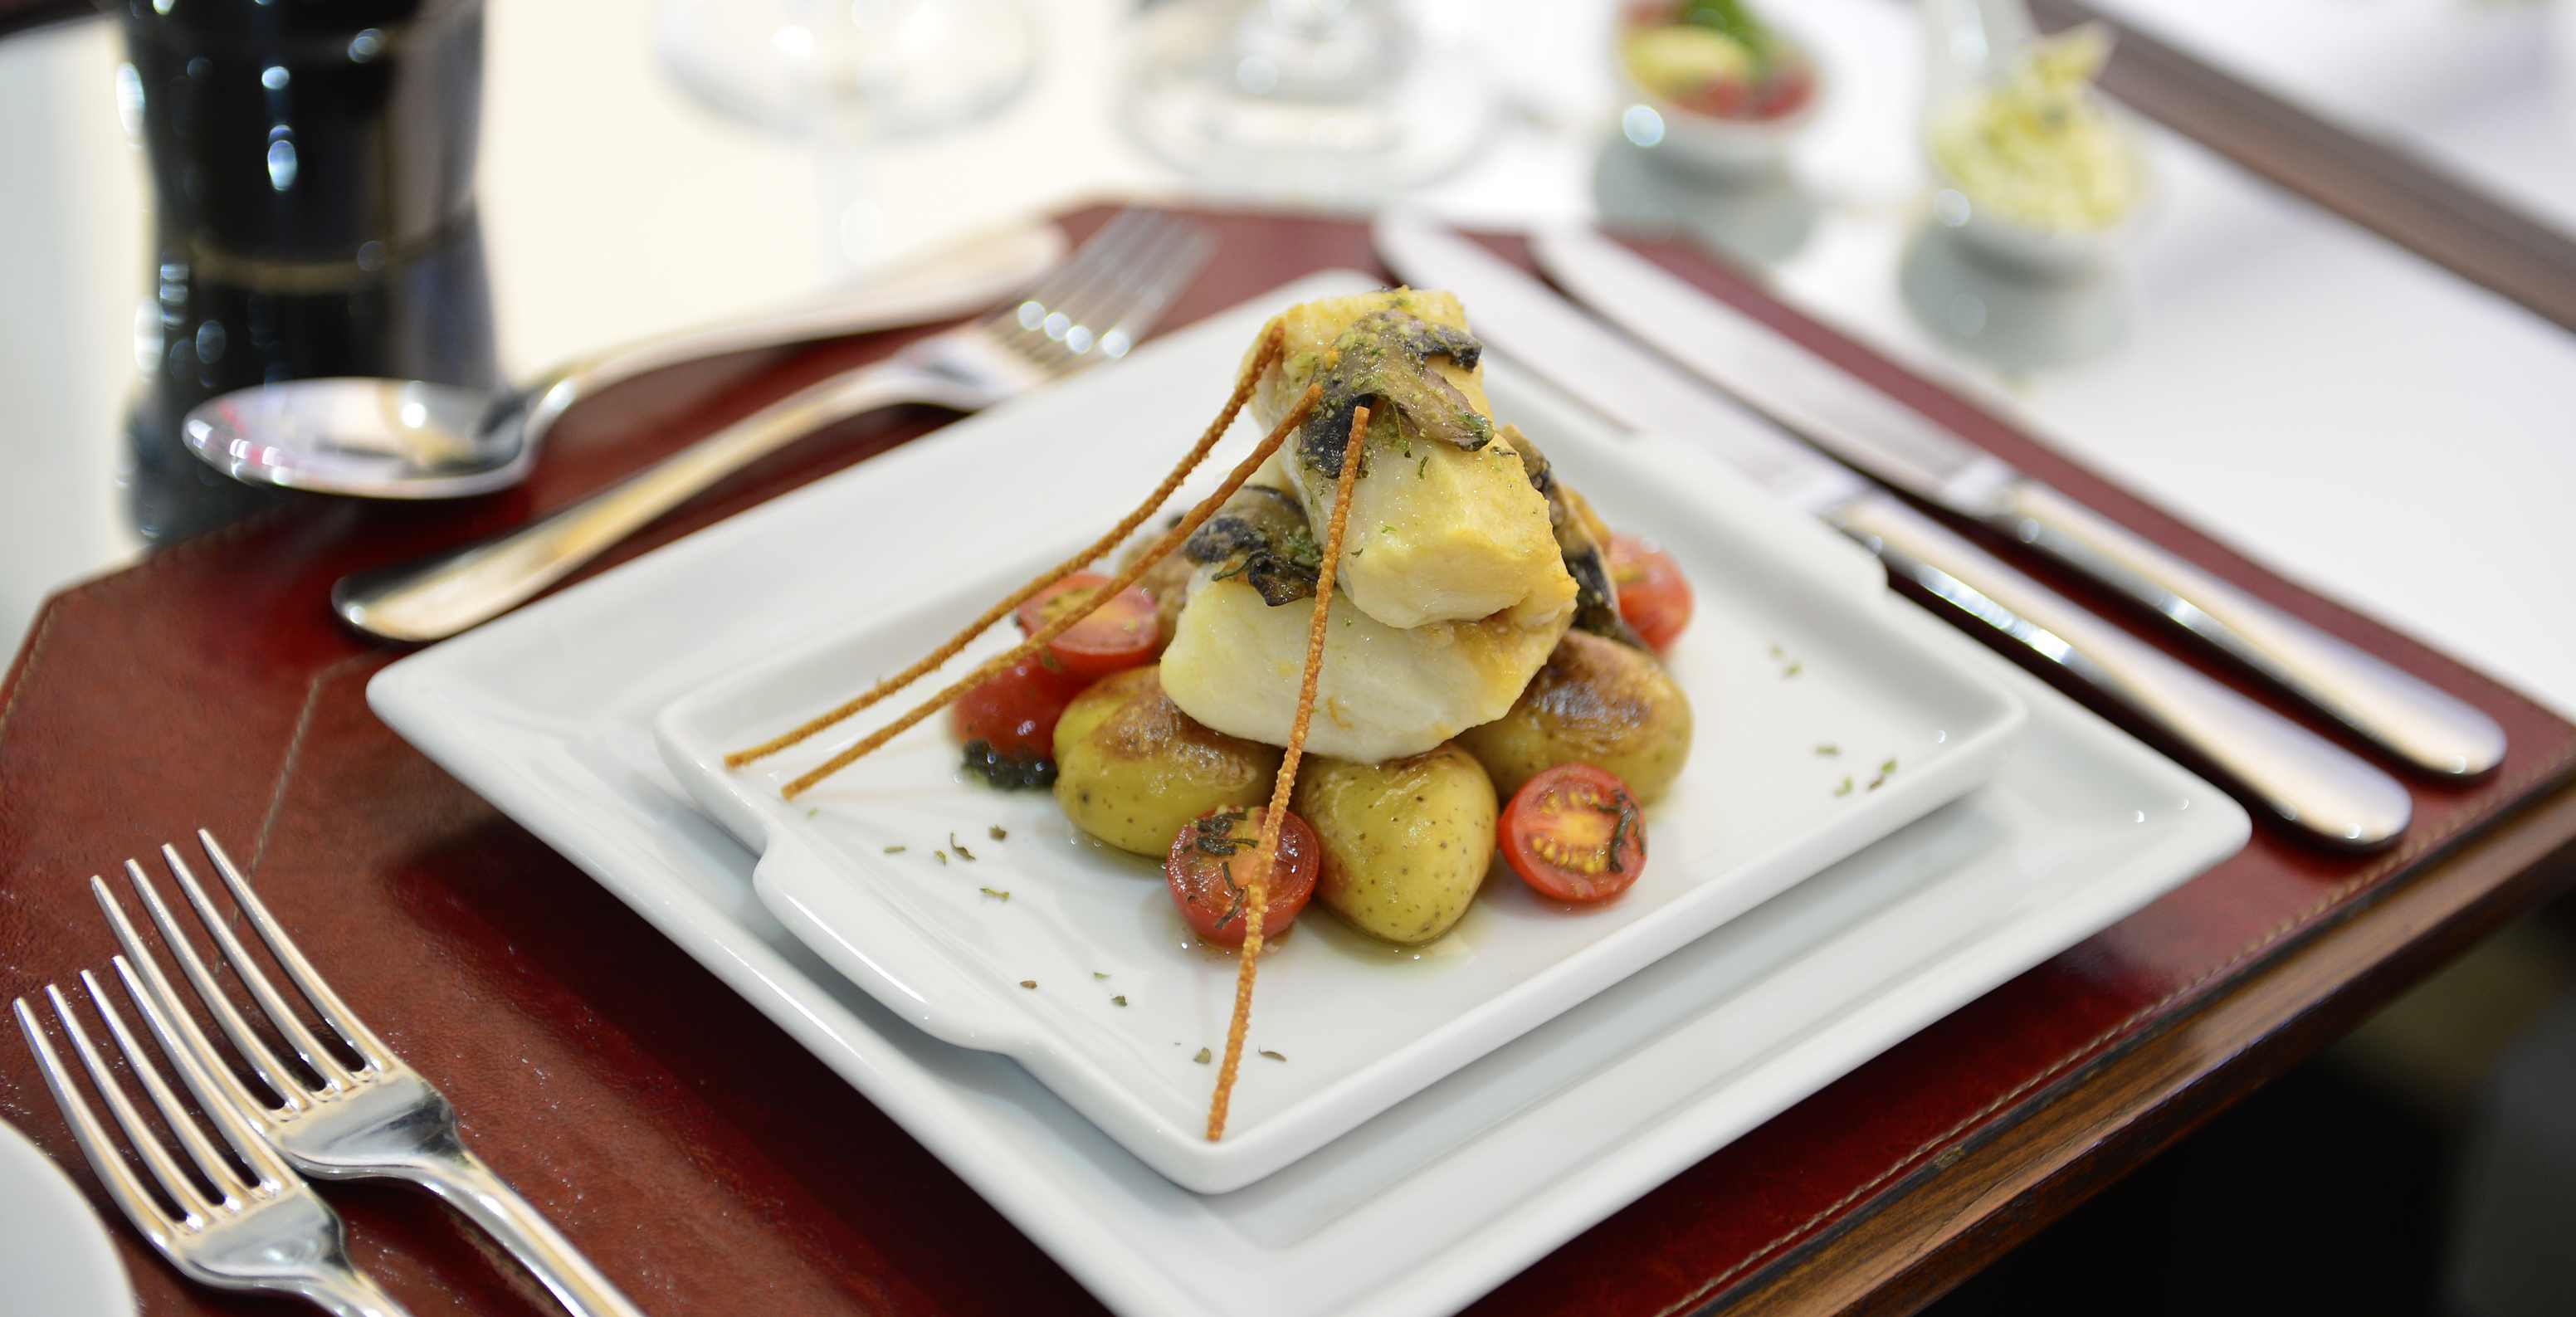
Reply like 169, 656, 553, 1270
951, 654, 1090, 760
1606, 533, 1693, 651
1016, 573, 1159, 680
1165, 806, 1320, 946
1499, 763, 1647, 904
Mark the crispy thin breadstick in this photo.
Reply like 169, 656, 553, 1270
776, 381, 1325, 799
727, 320, 1290, 771
1206, 403, 1368, 1142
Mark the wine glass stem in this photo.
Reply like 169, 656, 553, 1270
817, 135, 882, 280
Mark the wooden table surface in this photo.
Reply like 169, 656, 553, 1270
4, 202, 2575, 1316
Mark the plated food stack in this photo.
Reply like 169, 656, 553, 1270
730, 290, 1697, 1138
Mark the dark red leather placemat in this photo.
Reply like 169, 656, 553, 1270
4, 205, 2573, 1316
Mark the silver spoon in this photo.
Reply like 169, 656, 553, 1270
179, 219, 1067, 500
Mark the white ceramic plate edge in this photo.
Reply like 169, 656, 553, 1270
0, 1117, 134, 1317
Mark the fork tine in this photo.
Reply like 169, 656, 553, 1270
1087, 224, 1216, 358
14, 995, 185, 1246
93, 873, 310, 1118
193, 832, 393, 1067
159, 841, 363, 1089
1007, 207, 1148, 334
80, 968, 256, 1203
42, 983, 223, 1224
110, 954, 295, 1190
108, 866, 321, 1109
1032, 212, 1169, 338
1030, 214, 1200, 368
1012, 213, 1212, 375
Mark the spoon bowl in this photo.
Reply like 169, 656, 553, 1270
187, 378, 524, 498
180, 218, 1068, 500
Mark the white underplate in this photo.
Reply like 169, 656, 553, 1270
649, 276, 2025, 1192
0, 1117, 134, 1317
368, 276, 2249, 1317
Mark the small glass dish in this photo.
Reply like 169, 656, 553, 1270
1608, 1, 1826, 179
1922, 95, 2155, 280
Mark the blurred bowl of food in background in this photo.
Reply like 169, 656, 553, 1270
1923, 22, 2154, 279
1612, 0, 1823, 178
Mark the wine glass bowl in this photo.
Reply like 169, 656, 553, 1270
654, 0, 1036, 143
1118, 0, 1490, 202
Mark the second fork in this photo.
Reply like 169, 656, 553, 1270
97, 833, 649, 1317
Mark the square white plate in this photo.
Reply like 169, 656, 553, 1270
649, 273, 2026, 1191
368, 276, 2250, 1317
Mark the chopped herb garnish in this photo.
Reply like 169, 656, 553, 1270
1417, 455, 1429, 479
1769, 642, 1786, 658
1259, 1049, 1286, 1061
934, 850, 949, 866
951, 832, 977, 861
1093, 971, 1110, 979
885, 845, 907, 854
1815, 744, 1840, 756
989, 825, 1008, 841
1867, 775, 1888, 792
1881, 758, 1898, 774
1020, 980, 1037, 989
807, 807, 818, 818
1835, 777, 1854, 797
1112, 996, 1128, 1007
1783, 661, 1803, 677
1193, 1048, 1212, 1064
980, 887, 1010, 900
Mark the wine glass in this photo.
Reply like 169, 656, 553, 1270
1118, 0, 1490, 202
654, 0, 1037, 276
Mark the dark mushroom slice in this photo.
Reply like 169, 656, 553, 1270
1505, 425, 1648, 651
1182, 483, 1321, 607
1297, 308, 1495, 480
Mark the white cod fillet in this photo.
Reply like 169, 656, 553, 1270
1251, 289, 1569, 630
1160, 564, 1575, 763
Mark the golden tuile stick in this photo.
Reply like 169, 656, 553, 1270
1205, 403, 1368, 1142
773, 379, 1325, 800
725, 319, 1291, 773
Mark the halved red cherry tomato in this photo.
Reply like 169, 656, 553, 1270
1606, 533, 1692, 651
1165, 806, 1319, 946
1016, 573, 1159, 680
1499, 763, 1647, 903
951, 654, 1090, 760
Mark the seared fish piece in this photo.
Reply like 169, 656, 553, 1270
1247, 289, 1571, 630
1161, 563, 1575, 764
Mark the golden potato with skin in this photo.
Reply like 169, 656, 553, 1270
1053, 666, 1282, 857
1290, 742, 1498, 945
1456, 631, 1692, 805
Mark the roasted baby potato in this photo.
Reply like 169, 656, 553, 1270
1291, 742, 1498, 945
1456, 631, 1692, 805
1053, 666, 1281, 856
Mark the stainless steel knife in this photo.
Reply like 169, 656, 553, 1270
1529, 224, 2505, 780
1373, 213, 2411, 848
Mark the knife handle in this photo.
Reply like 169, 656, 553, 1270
1836, 494, 2413, 849
1988, 481, 2505, 777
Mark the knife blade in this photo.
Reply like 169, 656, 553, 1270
1373, 213, 2410, 848
1530, 224, 2504, 779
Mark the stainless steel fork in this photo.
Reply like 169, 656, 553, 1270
332, 206, 1219, 641
16, 964, 409, 1316
93, 832, 644, 1317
